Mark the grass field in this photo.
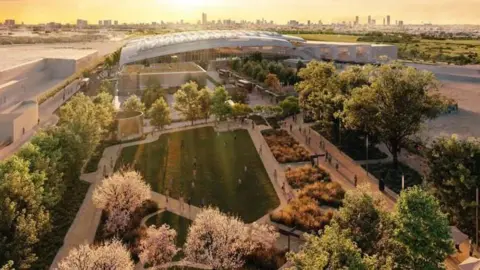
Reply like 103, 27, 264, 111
292, 34, 359, 43
116, 127, 280, 222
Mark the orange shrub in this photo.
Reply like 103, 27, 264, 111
298, 182, 345, 208
285, 165, 330, 189
270, 197, 334, 232
262, 129, 310, 163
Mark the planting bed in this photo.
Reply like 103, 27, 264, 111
262, 129, 310, 163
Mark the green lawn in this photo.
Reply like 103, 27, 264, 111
146, 211, 192, 248
362, 162, 423, 194
116, 127, 280, 223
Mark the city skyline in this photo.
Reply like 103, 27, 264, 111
1, 0, 480, 25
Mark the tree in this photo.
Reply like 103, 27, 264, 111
184, 207, 276, 269
30, 129, 67, 177
332, 188, 386, 256
198, 88, 212, 122
393, 186, 454, 269
17, 143, 64, 208
142, 79, 165, 109
57, 239, 134, 270
426, 136, 480, 237
231, 103, 252, 119
121, 95, 146, 113
343, 63, 443, 167
0, 156, 51, 269
174, 81, 201, 125
279, 96, 300, 117
58, 93, 103, 171
148, 98, 171, 130
92, 171, 151, 234
98, 80, 115, 96
231, 58, 241, 71
287, 223, 376, 270
92, 92, 116, 133
211, 86, 232, 121
265, 73, 281, 92
139, 225, 179, 267
295, 61, 343, 132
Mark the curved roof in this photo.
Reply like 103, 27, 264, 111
120, 30, 305, 66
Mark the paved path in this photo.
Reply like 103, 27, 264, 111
50, 120, 296, 268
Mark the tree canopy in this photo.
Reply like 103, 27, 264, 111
211, 86, 231, 121
173, 81, 202, 124
148, 98, 171, 130
121, 95, 146, 113
343, 62, 443, 167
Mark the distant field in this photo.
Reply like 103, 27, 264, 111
422, 39, 480, 46
292, 34, 359, 43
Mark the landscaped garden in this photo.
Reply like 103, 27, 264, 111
115, 127, 279, 223
271, 165, 344, 232
262, 129, 310, 163
362, 162, 423, 194
312, 124, 388, 161
247, 114, 268, 126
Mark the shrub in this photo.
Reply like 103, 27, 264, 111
298, 182, 345, 208
244, 248, 287, 270
270, 197, 334, 232
285, 165, 330, 189
262, 129, 310, 163
248, 114, 268, 126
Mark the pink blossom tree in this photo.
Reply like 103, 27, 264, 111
92, 170, 151, 234
56, 239, 134, 270
139, 224, 179, 267
183, 207, 279, 269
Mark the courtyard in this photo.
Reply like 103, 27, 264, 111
115, 126, 280, 223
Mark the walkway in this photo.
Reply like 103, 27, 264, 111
50, 120, 297, 268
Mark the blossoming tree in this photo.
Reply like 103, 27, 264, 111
184, 207, 278, 269
92, 170, 151, 234
139, 224, 179, 267
57, 239, 134, 270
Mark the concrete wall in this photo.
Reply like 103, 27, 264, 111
116, 111, 144, 141
372, 45, 398, 62
45, 58, 76, 79
0, 101, 38, 143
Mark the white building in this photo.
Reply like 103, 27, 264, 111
119, 30, 397, 67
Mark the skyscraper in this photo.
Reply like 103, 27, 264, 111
383, 18, 385, 25
387, 15, 391, 26
202, 13, 207, 25
368, 15, 371, 25
355, 16, 359, 25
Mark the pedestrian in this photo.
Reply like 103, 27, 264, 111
110, 157, 114, 169
191, 181, 195, 188
281, 182, 285, 193
234, 134, 237, 140
103, 165, 107, 178
274, 169, 277, 181
187, 197, 191, 209
244, 165, 247, 172
259, 144, 263, 155
181, 139, 185, 148
165, 189, 169, 207
252, 121, 255, 129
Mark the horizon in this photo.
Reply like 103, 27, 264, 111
1, 0, 480, 25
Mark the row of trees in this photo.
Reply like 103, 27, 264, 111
231, 54, 300, 86
288, 186, 454, 269
0, 92, 116, 269
297, 61, 446, 168
60, 169, 279, 269
120, 81, 297, 130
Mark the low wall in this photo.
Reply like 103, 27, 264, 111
116, 111, 144, 141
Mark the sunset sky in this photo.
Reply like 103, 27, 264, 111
1, 0, 479, 25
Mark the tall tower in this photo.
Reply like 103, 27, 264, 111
355, 16, 359, 25
368, 15, 371, 25
387, 15, 391, 26
202, 13, 207, 25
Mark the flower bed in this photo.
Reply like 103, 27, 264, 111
298, 182, 345, 208
285, 165, 330, 189
262, 129, 310, 163
270, 197, 334, 232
